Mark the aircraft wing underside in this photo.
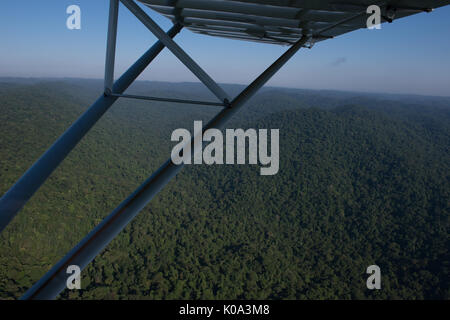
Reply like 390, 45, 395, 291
138, 0, 450, 46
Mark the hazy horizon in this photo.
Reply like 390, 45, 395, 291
2, 76, 450, 99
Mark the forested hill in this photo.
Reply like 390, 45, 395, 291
0, 79, 448, 299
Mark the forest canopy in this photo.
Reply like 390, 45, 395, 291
0, 79, 448, 300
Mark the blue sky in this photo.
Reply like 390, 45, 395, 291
0, 1, 449, 96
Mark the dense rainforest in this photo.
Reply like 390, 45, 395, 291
0, 78, 448, 299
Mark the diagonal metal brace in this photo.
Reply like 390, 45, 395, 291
120, 0, 230, 104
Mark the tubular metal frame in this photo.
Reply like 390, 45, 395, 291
0, 0, 309, 299
121, 0, 231, 104
0, 20, 183, 235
